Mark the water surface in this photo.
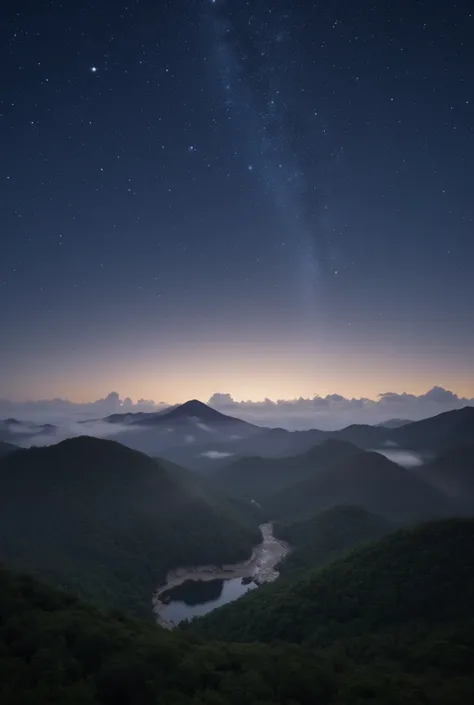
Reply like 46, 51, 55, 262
153, 522, 289, 628
160, 577, 258, 625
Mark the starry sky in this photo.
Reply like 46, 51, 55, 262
2, 0, 473, 404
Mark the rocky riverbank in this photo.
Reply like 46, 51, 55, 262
153, 523, 289, 628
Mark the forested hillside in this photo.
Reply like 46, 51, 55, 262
1, 564, 473, 705
266, 450, 453, 523
0, 437, 260, 617
274, 505, 392, 577
213, 440, 358, 502
416, 444, 474, 510
189, 519, 474, 647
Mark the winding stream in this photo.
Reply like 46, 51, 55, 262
153, 523, 289, 628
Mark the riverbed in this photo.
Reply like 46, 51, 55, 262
153, 522, 289, 628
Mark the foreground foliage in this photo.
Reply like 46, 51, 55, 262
1, 564, 473, 705
189, 519, 474, 646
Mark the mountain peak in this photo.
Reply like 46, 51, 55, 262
159, 399, 239, 423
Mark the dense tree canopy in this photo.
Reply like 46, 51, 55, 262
1, 563, 473, 705
0, 437, 260, 618
274, 505, 392, 577
189, 519, 474, 646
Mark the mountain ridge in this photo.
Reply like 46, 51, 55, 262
0, 435, 260, 617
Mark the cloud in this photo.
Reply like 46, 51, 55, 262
1, 386, 473, 436
374, 449, 424, 468
0, 394, 167, 425
200, 451, 235, 460
207, 387, 474, 431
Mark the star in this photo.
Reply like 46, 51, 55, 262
90, 66, 97, 73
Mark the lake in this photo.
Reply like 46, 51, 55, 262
159, 576, 258, 625
153, 522, 289, 628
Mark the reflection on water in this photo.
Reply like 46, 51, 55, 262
160, 577, 258, 625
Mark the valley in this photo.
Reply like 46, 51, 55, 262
0, 400, 473, 704
153, 522, 290, 627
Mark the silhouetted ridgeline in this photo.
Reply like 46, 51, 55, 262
212, 440, 358, 501
258, 449, 453, 523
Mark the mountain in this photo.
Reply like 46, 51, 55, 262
274, 505, 392, 577
0, 418, 57, 445
103, 400, 253, 428
140, 399, 247, 425
378, 417, 412, 428
266, 449, 454, 523
212, 440, 359, 501
189, 518, 474, 648
101, 407, 173, 424
0, 436, 260, 617
330, 423, 390, 447
416, 444, 474, 510
0, 441, 18, 458
97, 400, 265, 464
390, 406, 474, 453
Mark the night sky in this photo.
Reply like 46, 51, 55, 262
2, 0, 473, 404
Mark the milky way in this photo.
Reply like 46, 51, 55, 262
2, 0, 473, 402
207, 0, 333, 317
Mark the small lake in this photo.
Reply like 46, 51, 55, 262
159, 577, 258, 625
153, 522, 289, 628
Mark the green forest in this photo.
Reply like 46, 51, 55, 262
0, 437, 260, 618
273, 505, 393, 577
1, 560, 473, 705
0, 427, 473, 704
188, 519, 474, 645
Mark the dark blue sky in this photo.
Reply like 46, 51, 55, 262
1, 0, 473, 403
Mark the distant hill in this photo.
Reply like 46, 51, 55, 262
143, 399, 248, 425
189, 518, 474, 648
0, 418, 57, 445
390, 406, 474, 453
162, 406, 474, 471
96, 400, 264, 463
329, 423, 390, 447
0, 441, 18, 458
265, 449, 453, 524
212, 440, 358, 501
0, 436, 260, 617
416, 444, 474, 510
102, 406, 173, 424
103, 400, 254, 428
274, 505, 392, 577
378, 418, 412, 428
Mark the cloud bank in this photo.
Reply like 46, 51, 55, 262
208, 386, 474, 430
0, 392, 167, 426
1, 386, 472, 432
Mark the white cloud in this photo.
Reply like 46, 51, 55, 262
207, 387, 474, 430
1, 386, 473, 435
0, 393, 167, 425
200, 451, 235, 459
